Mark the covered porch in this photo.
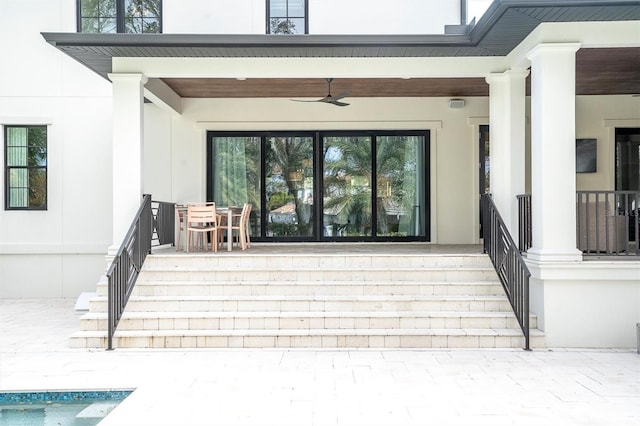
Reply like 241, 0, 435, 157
43, 0, 640, 348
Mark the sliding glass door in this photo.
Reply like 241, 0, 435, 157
376, 135, 426, 238
323, 136, 373, 237
265, 135, 315, 238
207, 135, 261, 238
208, 131, 429, 242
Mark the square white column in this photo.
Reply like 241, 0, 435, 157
485, 69, 528, 236
526, 43, 583, 262
108, 73, 147, 250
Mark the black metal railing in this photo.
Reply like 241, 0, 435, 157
482, 194, 531, 350
577, 191, 639, 256
107, 195, 176, 350
516, 194, 532, 253
152, 200, 176, 247
517, 191, 639, 257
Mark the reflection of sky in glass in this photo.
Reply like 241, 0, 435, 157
324, 146, 342, 163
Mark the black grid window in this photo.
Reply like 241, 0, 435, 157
78, 0, 162, 33
267, 0, 308, 34
4, 126, 47, 210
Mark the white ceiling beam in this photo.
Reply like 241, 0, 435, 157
114, 56, 509, 79
144, 78, 183, 115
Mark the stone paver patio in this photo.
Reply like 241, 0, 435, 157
0, 298, 638, 425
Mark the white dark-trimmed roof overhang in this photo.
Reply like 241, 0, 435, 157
42, 0, 640, 80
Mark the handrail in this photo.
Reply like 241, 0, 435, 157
106, 195, 176, 350
482, 193, 531, 350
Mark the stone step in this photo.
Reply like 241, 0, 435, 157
95, 280, 505, 297
143, 253, 494, 270
79, 311, 537, 331
70, 328, 545, 349
88, 295, 514, 313
135, 267, 499, 283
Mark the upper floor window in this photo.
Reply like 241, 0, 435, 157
267, 0, 307, 34
4, 126, 47, 210
78, 0, 161, 33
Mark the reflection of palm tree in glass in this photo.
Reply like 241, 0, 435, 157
377, 136, 419, 236
323, 137, 373, 236
267, 137, 314, 236
324, 136, 420, 237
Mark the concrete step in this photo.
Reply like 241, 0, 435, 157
88, 295, 514, 313
70, 328, 545, 349
143, 253, 494, 270
77, 251, 545, 350
79, 311, 537, 331
135, 267, 499, 283
95, 280, 505, 297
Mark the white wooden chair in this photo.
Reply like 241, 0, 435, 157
230, 203, 252, 250
186, 202, 220, 253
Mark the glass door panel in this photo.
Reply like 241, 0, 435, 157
265, 136, 315, 238
210, 136, 261, 238
323, 136, 373, 237
376, 136, 426, 237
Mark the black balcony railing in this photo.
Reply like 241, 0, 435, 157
516, 194, 532, 253
517, 191, 639, 257
107, 195, 176, 350
577, 191, 639, 256
482, 194, 531, 350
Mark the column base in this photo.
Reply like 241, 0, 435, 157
526, 247, 583, 263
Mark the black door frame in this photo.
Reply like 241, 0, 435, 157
207, 130, 431, 242
479, 125, 490, 239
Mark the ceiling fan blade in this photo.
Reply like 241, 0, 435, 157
291, 79, 351, 106
290, 98, 323, 103
331, 90, 351, 101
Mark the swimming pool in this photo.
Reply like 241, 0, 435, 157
0, 390, 133, 425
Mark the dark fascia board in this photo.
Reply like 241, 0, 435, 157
42, 0, 640, 78
42, 32, 471, 49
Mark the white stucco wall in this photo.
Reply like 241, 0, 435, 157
528, 262, 640, 348
575, 95, 640, 191
0, 0, 112, 298
309, 0, 460, 35
144, 96, 487, 244
163, 0, 460, 35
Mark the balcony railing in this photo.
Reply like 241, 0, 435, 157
517, 191, 640, 256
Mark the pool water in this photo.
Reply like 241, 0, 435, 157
0, 390, 133, 426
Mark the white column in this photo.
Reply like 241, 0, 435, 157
108, 73, 147, 252
485, 69, 528, 236
526, 43, 583, 262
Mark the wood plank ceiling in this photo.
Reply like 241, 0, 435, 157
162, 47, 640, 98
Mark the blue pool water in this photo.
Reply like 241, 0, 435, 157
0, 390, 133, 426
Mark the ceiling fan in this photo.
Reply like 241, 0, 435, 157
291, 78, 351, 107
